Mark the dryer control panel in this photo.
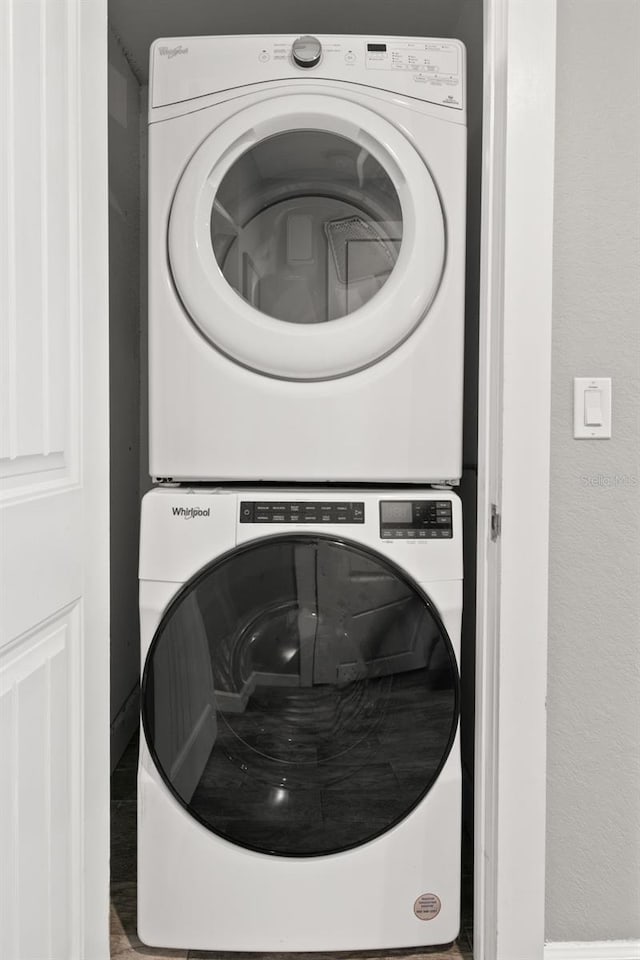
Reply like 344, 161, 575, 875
150, 35, 466, 117
379, 499, 453, 539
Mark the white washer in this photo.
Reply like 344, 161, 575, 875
138, 487, 462, 951
148, 35, 467, 483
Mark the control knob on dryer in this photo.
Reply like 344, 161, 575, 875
292, 35, 322, 68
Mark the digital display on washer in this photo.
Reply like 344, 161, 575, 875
367, 43, 387, 52
381, 502, 412, 524
380, 500, 453, 539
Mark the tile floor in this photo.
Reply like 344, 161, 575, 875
110, 736, 473, 960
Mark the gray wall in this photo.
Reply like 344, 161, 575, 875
108, 32, 143, 768
546, 0, 640, 941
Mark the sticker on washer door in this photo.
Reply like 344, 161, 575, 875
414, 893, 441, 920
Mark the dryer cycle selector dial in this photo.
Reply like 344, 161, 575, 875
292, 35, 322, 68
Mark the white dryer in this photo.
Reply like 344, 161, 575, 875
148, 35, 467, 483
138, 486, 462, 951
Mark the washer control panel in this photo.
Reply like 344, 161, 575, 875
240, 501, 365, 524
379, 500, 453, 539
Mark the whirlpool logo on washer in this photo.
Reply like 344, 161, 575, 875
171, 506, 211, 519
158, 45, 189, 59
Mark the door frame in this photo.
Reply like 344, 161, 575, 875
474, 1, 556, 958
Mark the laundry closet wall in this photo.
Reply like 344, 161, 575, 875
546, 0, 640, 942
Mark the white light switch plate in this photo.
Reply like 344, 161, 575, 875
573, 377, 612, 438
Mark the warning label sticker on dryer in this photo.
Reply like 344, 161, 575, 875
414, 893, 441, 920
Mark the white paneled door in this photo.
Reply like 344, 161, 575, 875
0, 1, 110, 958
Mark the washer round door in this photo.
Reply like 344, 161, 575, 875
142, 535, 459, 858
168, 93, 445, 380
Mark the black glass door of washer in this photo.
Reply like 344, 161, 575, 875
142, 535, 459, 857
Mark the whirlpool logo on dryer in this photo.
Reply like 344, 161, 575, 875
158, 45, 189, 59
171, 506, 210, 519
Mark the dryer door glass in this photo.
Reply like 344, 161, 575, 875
141, 535, 459, 858
211, 132, 403, 325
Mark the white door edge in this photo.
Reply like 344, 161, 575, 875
475, 1, 556, 959
71, 1, 111, 956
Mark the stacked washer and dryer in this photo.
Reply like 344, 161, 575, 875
138, 34, 467, 952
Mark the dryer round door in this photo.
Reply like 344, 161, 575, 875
141, 534, 459, 858
168, 93, 446, 380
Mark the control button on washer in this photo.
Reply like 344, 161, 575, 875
240, 504, 254, 523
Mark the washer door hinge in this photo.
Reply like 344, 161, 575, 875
490, 503, 501, 542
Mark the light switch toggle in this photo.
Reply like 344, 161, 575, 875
574, 377, 612, 439
584, 389, 602, 426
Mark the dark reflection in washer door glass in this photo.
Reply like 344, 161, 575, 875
142, 536, 458, 857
